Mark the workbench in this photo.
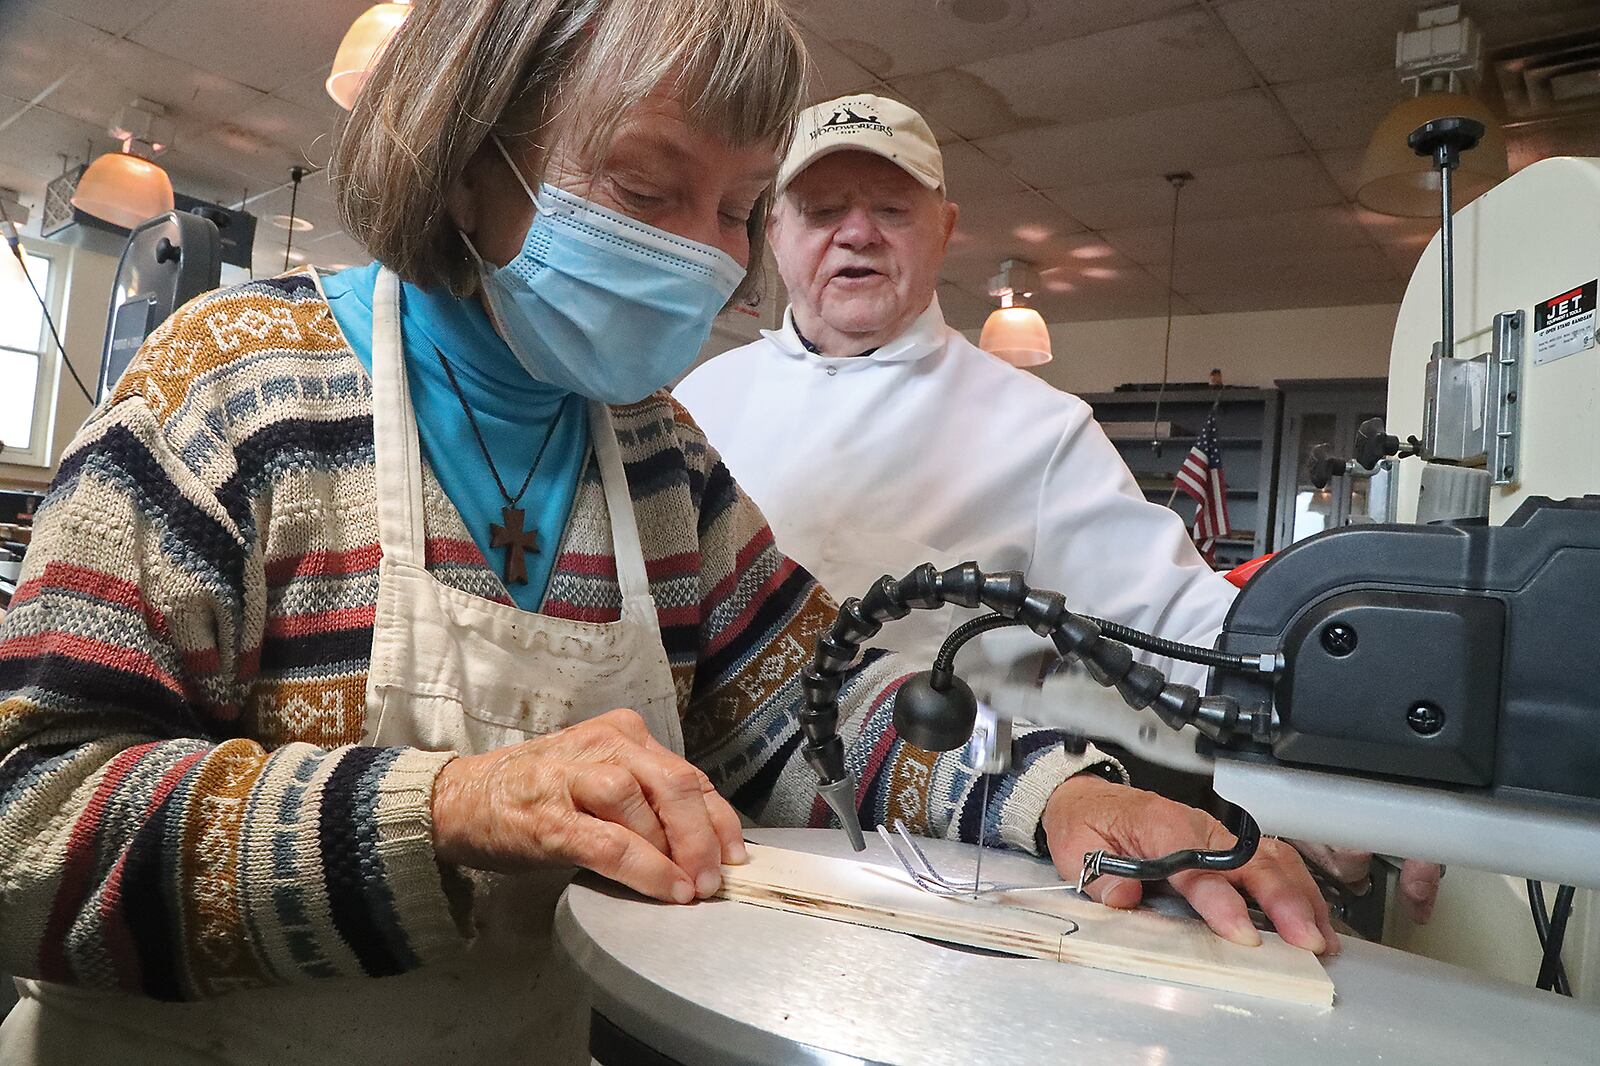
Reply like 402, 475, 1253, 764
556, 827, 1599, 1065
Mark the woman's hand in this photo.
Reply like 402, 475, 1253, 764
430, 708, 747, 903
1041, 775, 1340, 955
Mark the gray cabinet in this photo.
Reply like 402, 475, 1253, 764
1272, 379, 1388, 552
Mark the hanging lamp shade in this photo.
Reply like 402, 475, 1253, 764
1355, 91, 1508, 217
327, 3, 409, 110
979, 305, 1052, 367
70, 151, 174, 230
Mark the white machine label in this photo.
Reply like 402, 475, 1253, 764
1532, 280, 1597, 366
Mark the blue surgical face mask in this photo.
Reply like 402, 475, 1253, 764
464, 139, 746, 404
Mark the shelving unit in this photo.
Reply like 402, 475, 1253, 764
1079, 385, 1283, 571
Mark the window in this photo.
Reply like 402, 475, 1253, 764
0, 241, 67, 467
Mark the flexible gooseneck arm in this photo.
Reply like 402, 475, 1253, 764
799, 561, 1276, 887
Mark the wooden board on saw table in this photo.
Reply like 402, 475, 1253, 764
717, 842, 1334, 1009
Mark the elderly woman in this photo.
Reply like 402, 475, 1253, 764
0, 0, 1335, 1061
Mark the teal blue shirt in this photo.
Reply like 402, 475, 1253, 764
321, 263, 587, 611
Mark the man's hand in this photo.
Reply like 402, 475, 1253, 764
1291, 842, 1443, 925
1041, 775, 1339, 955
431, 708, 747, 904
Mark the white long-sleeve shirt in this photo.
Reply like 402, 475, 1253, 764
675, 297, 1237, 693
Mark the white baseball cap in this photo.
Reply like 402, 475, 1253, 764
776, 94, 944, 194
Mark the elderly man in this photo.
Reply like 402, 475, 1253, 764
676, 96, 1231, 688
677, 95, 1442, 929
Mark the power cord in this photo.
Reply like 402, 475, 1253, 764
1527, 880, 1574, 996
0, 205, 96, 406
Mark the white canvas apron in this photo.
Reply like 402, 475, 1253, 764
1, 268, 681, 1065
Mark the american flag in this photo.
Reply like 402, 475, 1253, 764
1174, 412, 1230, 560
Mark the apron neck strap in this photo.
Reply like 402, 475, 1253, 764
588, 402, 652, 602
372, 268, 428, 566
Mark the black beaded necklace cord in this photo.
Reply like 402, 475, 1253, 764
792, 320, 878, 360
432, 343, 566, 585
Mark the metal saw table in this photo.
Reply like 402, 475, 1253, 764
555, 828, 1600, 1065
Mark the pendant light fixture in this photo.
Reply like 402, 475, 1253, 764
979, 259, 1052, 367
1149, 171, 1192, 462
1356, 5, 1508, 217
327, 2, 410, 110
71, 100, 175, 230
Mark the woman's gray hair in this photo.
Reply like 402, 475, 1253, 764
333, 0, 808, 297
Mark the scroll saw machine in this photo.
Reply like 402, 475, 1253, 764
799, 124, 1600, 896
553, 127, 1600, 1066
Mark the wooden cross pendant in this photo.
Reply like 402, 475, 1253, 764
489, 505, 539, 585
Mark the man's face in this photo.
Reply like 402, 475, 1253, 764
769, 151, 958, 341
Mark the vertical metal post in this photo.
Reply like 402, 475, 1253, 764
1438, 161, 1455, 360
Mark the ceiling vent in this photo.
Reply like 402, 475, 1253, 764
1489, 24, 1600, 122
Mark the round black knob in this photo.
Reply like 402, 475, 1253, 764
1407, 701, 1446, 736
1408, 116, 1486, 170
1321, 622, 1358, 657
1354, 417, 1402, 471
154, 237, 181, 265
892, 672, 978, 752
1308, 443, 1350, 490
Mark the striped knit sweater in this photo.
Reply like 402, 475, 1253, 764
0, 273, 1104, 1001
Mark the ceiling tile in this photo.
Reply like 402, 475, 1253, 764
890, 9, 1256, 141
1380, 241, 1428, 281
1191, 278, 1404, 313
973, 89, 1302, 188
130, 0, 370, 94
1357, 208, 1436, 286
792, 0, 1192, 80
884, 66, 1052, 145
801, 33, 880, 101
1213, 0, 1600, 87
951, 190, 1087, 263
0, 92, 104, 201
269, 64, 355, 120
1103, 204, 1375, 267
941, 240, 1150, 301
1173, 242, 1395, 294
42, 37, 265, 136
934, 281, 996, 330
189, 96, 341, 183
1507, 112, 1600, 173
1031, 287, 1201, 323
153, 148, 256, 206
940, 142, 1029, 203
254, 231, 361, 275
250, 186, 357, 273
31, 0, 173, 37
1274, 70, 1406, 152
1043, 152, 1343, 231
262, 174, 340, 220
1212, 0, 1406, 85
1354, 208, 1436, 248
0, 3, 115, 105
865, 83, 964, 144
1317, 147, 1364, 201
938, 250, 1002, 293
